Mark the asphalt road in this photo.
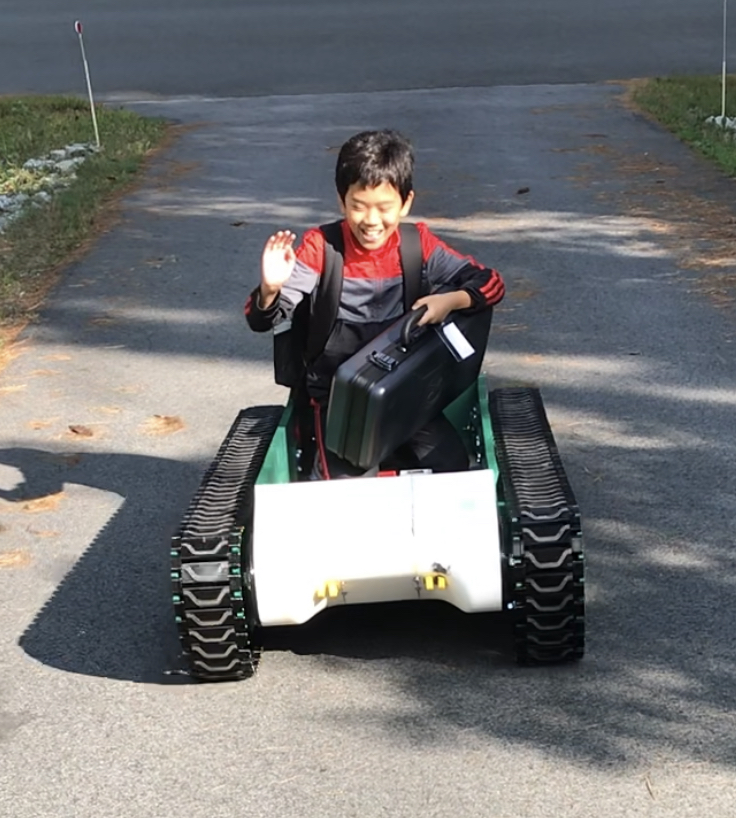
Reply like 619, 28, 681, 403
0, 0, 727, 97
3, 3, 736, 818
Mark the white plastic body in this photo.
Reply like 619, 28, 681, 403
252, 469, 503, 627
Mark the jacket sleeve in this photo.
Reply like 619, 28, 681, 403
244, 228, 325, 332
417, 222, 504, 311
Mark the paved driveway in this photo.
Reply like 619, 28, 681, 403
2, 82, 736, 816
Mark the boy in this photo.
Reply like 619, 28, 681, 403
245, 129, 504, 478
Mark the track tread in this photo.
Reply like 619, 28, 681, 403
171, 406, 282, 681
490, 387, 584, 664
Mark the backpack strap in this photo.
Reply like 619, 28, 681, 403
305, 220, 345, 363
399, 223, 424, 310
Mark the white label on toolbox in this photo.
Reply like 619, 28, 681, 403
440, 322, 475, 360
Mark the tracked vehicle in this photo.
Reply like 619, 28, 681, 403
170, 308, 584, 682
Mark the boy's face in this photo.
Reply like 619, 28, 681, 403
339, 182, 414, 250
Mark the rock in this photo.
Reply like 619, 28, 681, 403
0, 194, 15, 212
44, 176, 68, 189
56, 158, 85, 174
33, 191, 52, 204
49, 149, 68, 161
705, 115, 736, 130
22, 158, 56, 171
66, 143, 94, 157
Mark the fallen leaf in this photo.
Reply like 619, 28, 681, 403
517, 187, 530, 195
0, 550, 32, 569
230, 221, 247, 227
30, 369, 60, 377
142, 415, 185, 436
68, 424, 95, 438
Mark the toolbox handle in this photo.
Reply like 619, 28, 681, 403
399, 305, 429, 349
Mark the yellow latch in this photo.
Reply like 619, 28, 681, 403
315, 580, 342, 600
423, 574, 447, 591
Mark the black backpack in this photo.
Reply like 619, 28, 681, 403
273, 221, 425, 389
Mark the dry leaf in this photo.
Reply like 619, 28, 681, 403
0, 550, 32, 569
142, 415, 185, 436
68, 424, 94, 438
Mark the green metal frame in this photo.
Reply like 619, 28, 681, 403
255, 401, 298, 485
255, 374, 499, 486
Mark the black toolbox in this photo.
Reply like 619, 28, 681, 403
325, 307, 492, 470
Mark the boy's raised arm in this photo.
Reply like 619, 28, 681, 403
245, 229, 321, 332
259, 230, 297, 309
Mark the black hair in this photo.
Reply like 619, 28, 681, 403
335, 130, 414, 203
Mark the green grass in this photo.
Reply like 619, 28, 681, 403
631, 75, 736, 176
0, 95, 168, 326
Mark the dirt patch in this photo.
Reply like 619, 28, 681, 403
0, 384, 26, 395
90, 405, 122, 415
40, 353, 71, 362
28, 528, 59, 538
27, 418, 59, 430
0, 492, 65, 515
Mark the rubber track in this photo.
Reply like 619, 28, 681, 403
171, 405, 283, 681
489, 387, 584, 663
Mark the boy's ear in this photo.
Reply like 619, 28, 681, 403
400, 190, 415, 217
337, 193, 347, 215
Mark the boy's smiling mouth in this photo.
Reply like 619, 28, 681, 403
359, 227, 385, 245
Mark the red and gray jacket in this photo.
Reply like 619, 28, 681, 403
245, 219, 505, 402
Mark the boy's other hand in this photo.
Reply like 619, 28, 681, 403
260, 230, 297, 307
413, 291, 472, 325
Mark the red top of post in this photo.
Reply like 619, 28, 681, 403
74, 21, 83, 34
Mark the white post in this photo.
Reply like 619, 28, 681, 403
74, 20, 101, 149
722, 0, 728, 123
